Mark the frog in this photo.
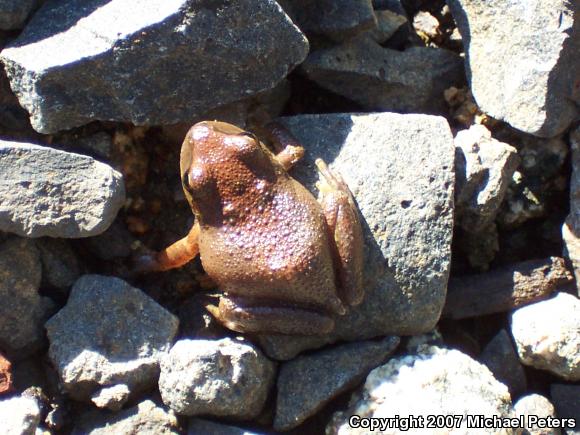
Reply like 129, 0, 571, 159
137, 121, 364, 335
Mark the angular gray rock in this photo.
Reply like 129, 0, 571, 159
259, 113, 455, 359
550, 384, 580, 433
0, 395, 41, 435
301, 37, 464, 114
188, 419, 262, 435
90, 384, 130, 411
274, 336, 400, 431
45, 275, 179, 403
0, 0, 39, 30
284, 0, 376, 41
0, 237, 55, 359
510, 292, 580, 381
0, 0, 308, 134
455, 124, 519, 231
327, 346, 514, 434
72, 400, 179, 435
480, 329, 527, 398
563, 127, 580, 296
513, 394, 559, 435
159, 338, 275, 419
447, 0, 579, 137
0, 141, 125, 238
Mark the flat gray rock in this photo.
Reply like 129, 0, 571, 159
301, 37, 464, 114
259, 113, 455, 359
72, 400, 179, 435
563, 126, 580, 296
159, 338, 275, 419
45, 275, 179, 403
0, 0, 39, 30
480, 329, 527, 398
327, 346, 513, 434
511, 292, 580, 381
0, 0, 308, 133
0, 141, 125, 238
0, 395, 41, 435
447, 0, 579, 137
274, 336, 400, 431
0, 237, 55, 359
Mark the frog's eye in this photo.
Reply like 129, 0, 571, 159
183, 164, 211, 195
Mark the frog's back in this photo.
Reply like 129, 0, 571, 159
198, 178, 344, 313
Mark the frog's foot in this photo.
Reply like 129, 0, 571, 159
315, 159, 365, 307
206, 295, 335, 335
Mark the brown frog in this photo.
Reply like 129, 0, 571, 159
139, 121, 364, 335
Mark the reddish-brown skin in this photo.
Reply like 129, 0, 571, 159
0, 352, 12, 395
141, 121, 364, 335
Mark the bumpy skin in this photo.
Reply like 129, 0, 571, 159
144, 121, 364, 335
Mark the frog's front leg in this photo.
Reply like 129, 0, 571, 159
135, 222, 200, 272
316, 159, 365, 306
205, 295, 335, 335
258, 122, 305, 170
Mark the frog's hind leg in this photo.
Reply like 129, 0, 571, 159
205, 295, 335, 335
316, 159, 365, 307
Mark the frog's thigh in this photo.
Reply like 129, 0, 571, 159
316, 159, 364, 306
213, 295, 335, 335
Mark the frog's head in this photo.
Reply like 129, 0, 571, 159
180, 121, 279, 224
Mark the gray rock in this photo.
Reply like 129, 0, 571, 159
36, 238, 81, 291
0, 237, 55, 359
301, 37, 464, 114
0, 0, 39, 30
563, 127, 580, 296
455, 124, 519, 232
550, 384, 580, 433
90, 384, 130, 412
286, 0, 376, 41
511, 292, 580, 381
327, 345, 514, 434
447, 0, 579, 138
274, 336, 400, 431
72, 400, 179, 435
159, 338, 275, 419
188, 418, 262, 435
514, 394, 559, 435
0, 0, 308, 134
0, 141, 125, 238
45, 275, 179, 403
369, 10, 408, 44
0, 395, 41, 435
258, 113, 455, 359
480, 329, 527, 398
